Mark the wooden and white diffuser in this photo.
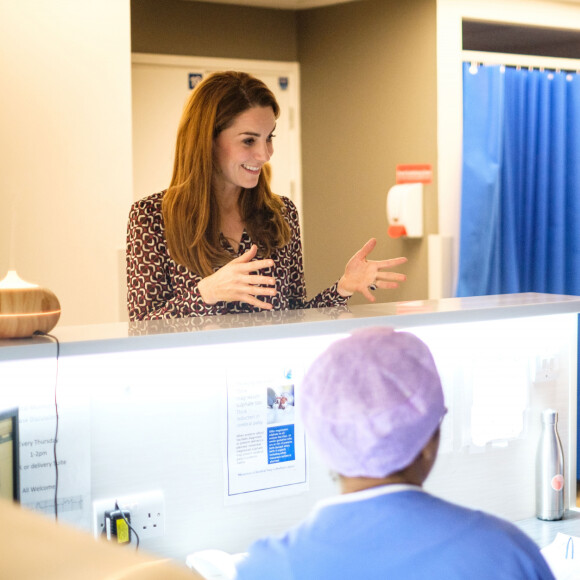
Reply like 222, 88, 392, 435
0, 271, 61, 339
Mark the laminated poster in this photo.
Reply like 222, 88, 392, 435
19, 399, 91, 526
225, 365, 307, 505
0, 356, 91, 526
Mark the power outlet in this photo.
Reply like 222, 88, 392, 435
533, 356, 558, 383
93, 490, 165, 541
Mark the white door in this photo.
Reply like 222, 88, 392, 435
131, 54, 302, 216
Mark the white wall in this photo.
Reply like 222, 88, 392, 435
0, 0, 133, 326
436, 0, 580, 295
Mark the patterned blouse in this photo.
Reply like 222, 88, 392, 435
126, 192, 349, 321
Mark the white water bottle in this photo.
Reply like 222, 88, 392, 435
536, 408, 565, 521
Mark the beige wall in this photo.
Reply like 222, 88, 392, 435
131, 0, 437, 304
131, 0, 298, 61
297, 0, 437, 303
0, 0, 133, 326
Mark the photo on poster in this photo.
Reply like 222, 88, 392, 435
225, 366, 307, 504
267, 384, 295, 425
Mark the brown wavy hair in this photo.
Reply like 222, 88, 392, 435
162, 71, 291, 277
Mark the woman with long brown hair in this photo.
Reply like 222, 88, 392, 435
126, 71, 406, 321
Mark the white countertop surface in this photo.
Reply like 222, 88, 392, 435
2, 292, 580, 360
516, 509, 580, 548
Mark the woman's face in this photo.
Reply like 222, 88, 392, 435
213, 106, 276, 196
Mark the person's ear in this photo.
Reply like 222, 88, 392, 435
420, 428, 441, 463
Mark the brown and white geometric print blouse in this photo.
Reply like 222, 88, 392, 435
126, 192, 348, 321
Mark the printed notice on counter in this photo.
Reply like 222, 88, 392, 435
225, 365, 307, 504
19, 401, 91, 526
0, 356, 91, 525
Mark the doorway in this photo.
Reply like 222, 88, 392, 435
131, 53, 303, 217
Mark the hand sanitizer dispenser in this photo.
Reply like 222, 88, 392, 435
386, 182, 423, 238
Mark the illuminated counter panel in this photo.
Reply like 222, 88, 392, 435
0, 293, 579, 562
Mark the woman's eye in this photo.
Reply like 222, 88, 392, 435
267, 134, 276, 143
243, 138, 255, 146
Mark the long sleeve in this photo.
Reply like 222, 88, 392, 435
126, 193, 227, 321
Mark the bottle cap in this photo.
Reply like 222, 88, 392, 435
542, 408, 558, 424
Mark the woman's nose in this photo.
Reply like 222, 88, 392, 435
256, 141, 272, 162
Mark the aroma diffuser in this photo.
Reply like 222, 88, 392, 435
0, 270, 61, 339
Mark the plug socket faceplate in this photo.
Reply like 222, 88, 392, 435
93, 490, 165, 540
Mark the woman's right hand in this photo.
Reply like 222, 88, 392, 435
197, 244, 277, 309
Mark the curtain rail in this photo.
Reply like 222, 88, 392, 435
463, 50, 580, 73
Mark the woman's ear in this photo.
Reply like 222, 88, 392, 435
418, 428, 441, 475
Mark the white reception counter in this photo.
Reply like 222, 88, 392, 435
1, 293, 579, 560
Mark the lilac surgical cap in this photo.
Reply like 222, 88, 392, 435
300, 327, 445, 478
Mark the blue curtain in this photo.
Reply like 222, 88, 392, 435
457, 62, 580, 297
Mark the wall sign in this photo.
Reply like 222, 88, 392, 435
188, 73, 203, 90
396, 163, 432, 184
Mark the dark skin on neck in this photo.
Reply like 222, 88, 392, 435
339, 428, 441, 495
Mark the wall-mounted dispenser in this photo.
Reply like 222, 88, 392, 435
386, 182, 423, 238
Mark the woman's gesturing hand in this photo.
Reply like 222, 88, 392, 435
337, 238, 407, 302
197, 245, 277, 309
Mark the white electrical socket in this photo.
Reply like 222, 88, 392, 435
533, 356, 558, 383
92, 490, 165, 541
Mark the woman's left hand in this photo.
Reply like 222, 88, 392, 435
337, 238, 407, 302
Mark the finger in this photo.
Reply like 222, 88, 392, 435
375, 281, 399, 290
376, 272, 407, 283
354, 238, 377, 260
374, 256, 408, 269
244, 274, 277, 287
240, 282, 277, 297
245, 259, 275, 273
360, 287, 376, 303
238, 294, 274, 310
232, 244, 259, 263
250, 288, 277, 299
232, 258, 274, 275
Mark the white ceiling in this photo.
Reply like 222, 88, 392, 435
184, 0, 363, 9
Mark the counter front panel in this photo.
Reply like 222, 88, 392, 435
0, 293, 578, 561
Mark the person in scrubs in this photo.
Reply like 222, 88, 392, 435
235, 327, 555, 580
